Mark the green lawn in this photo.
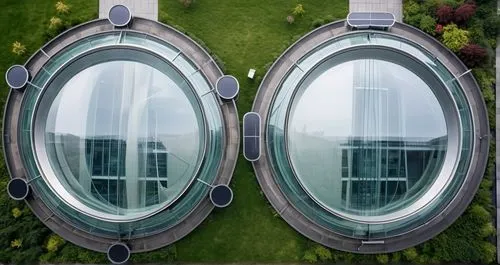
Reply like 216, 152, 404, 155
0, 0, 97, 101
158, 0, 348, 262
0, 0, 348, 263
0, 0, 495, 263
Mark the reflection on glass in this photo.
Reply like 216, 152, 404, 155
44, 60, 205, 216
288, 59, 447, 217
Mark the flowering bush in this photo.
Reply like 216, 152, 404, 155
436, 5, 454, 24
435, 24, 444, 34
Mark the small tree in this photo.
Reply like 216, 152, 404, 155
436, 5, 454, 24
442, 23, 469, 52
292, 4, 305, 16
286, 15, 295, 24
454, 3, 476, 24
459, 43, 487, 67
11, 41, 26, 56
55, 1, 70, 14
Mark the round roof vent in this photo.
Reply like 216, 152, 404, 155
107, 243, 130, 264
216, 75, 239, 100
5, 65, 29, 90
7, 178, 29, 200
108, 5, 131, 27
210, 184, 233, 208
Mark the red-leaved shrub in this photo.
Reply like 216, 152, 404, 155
436, 5, 454, 24
454, 3, 476, 24
459, 44, 487, 68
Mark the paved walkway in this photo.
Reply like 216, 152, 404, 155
349, 0, 403, 22
99, 0, 158, 21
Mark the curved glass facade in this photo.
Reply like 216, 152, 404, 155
18, 31, 225, 236
288, 58, 448, 220
36, 48, 206, 221
267, 32, 473, 237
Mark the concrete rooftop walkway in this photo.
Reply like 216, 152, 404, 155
349, 0, 403, 22
99, 0, 158, 21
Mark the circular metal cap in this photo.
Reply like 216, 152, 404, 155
5, 65, 29, 90
209, 184, 233, 208
108, 5, 132, 27
107, 243, 130, 264
7, 178, 29, 200
216, 75, 239, 100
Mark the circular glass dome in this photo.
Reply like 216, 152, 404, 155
259, 29, 481, 244
288, 57, 448, 222
7, 27, 234, 244
33, 48, 205, 221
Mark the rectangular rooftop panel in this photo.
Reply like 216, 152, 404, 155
243, 137, 260, 161
243, 112, 261, 161
347, 12, 395, 30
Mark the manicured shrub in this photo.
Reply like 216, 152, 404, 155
45, 234, 65, 252
420, 15, 437, 35
11, 41, 26, 56
55, 1, 70, 14
482, 15, 500, 38
49, 16, 63, 30
311, 18, 325, 28
376, 254, 389, 264
442, 23, 469, 52
302, 249, 317, 263
313, 245, 332, 261
391, 252, 402, 262
11, 208, 22, 218
403, 247, 418, 262
454, 3, 476, 24
436, 5, 454, 24
287, 15, 295, 24
458, 43, 487, 67
403, 0, 423, 26
292, 4, 305, 16
10, 239, 22, 249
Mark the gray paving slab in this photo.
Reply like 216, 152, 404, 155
349, 0, 403, 22
99, 0, 158, 21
